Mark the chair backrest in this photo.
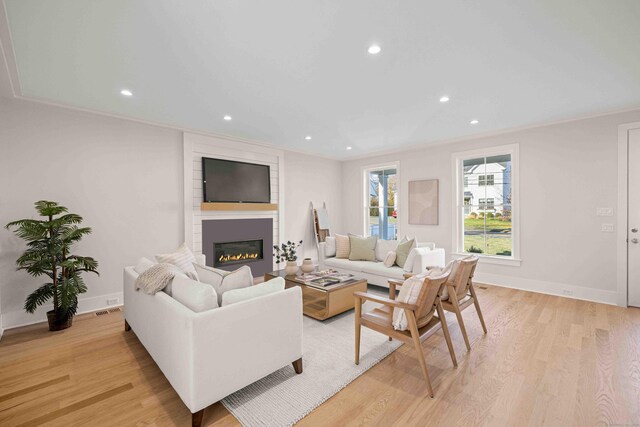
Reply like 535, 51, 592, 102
446, 256, 479, 300
414, 266, 451, 327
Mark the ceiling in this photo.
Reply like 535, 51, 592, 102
3, 0, 640, 158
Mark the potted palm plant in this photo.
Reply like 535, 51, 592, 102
5, 200, 99, 331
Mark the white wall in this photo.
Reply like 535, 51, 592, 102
342, 110, 640, 304
0, 98, 184, 328
284, 151, 343, 262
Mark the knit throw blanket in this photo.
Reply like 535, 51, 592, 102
135, 263, 182, 295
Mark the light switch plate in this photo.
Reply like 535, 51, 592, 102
601, 224, 614, 232
596, 207, 614, 217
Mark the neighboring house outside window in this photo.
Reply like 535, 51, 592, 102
454, 144, 520, 265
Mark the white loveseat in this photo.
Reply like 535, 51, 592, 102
123, 256, 303, 426
319, 241, 445, 287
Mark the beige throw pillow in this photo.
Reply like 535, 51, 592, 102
335, 234, 351, 259
383, 251, 397, 267
348, 234, 378, 261
195, 263, 252, 305
155, 243, 199, 280
395, 238, 416, 268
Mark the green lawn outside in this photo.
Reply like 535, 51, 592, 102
464, 217, 511, 231
464, 234, 512, 255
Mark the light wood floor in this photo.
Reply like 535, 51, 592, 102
1, 284, 639, 426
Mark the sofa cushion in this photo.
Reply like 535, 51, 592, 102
324, 236, 337, 257
348, 234, 377, 261
195, 264, 253, 305
171, 274, 219, 313
221, 277, 285, 306
335, 234, 350, 259
134, 257, 156, 275
395, 238, 416, 268
361, 262, 406, 280
155, 243, 199, 280
324, 257, 371, 272
375, 239, 399, 261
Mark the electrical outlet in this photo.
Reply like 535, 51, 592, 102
562, 289, 573, 296
596, 207, 614, 217
601, 223, 615, 233
107, 298, 119, 305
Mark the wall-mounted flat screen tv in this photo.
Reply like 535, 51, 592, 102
202, 157, 271, 203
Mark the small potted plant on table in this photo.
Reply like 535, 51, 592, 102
5, 200, 99, 331
273, 240, 303, 276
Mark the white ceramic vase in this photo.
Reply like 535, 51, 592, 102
285, 260, 299, 276
301, 258, 315, 273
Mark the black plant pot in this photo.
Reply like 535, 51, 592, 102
47, 310, 73, 331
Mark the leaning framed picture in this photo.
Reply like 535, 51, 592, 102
408, 179, 439, 225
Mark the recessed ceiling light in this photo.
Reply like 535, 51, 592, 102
223, 115, 232, 121
305, 136, 312, 140
367, 45, 381, 55
120, 89, 133, 97
439, 96, 450, 103
346, 146, 353, 150
470, 119, 479, 125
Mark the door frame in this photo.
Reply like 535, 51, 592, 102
617, 122, 640, 307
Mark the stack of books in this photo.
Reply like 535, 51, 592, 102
298, 271, 355, 287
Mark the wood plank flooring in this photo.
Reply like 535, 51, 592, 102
0, 284, 639, 426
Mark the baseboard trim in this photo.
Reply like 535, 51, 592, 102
1, 292, 124, 330
474, 272, 618, 306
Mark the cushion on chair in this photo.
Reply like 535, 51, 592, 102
392, 275, 425, 331
348, 234, 378, 261
155, 243, 199, 280
221, 277, 285, 306
335, 234, 351, 259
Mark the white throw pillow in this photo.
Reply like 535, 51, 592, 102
155, 243, 199, 280
375, 239, 399, 262
383, 251, 397, 268
171, 274, 219, 313
134, 257, 156, 275
335, 234, 351, 259
403, 248, 420, 273
193, 263, 227, 300
221, 277, 285, 306
392, 275, 426, 331
195, 264, 253, 305
324, 236, 337, 257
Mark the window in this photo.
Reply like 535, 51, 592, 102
364, 165, 398, 239
453, 145, 519, 265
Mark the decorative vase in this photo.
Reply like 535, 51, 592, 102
301, 258, 315, 273
285, 260, 299, 276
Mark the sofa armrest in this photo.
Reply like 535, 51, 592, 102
412, 248, 446, 274
190, 286, 303, 411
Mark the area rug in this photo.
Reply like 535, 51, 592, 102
221, 300, 402, 426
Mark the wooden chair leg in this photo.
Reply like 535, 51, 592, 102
469, 284, 488, 334
405, 309, 434, 398
292, 358, 303, 374
192, 409, 205, 427
436, 301, 458, 367
124, 320, 131, 332
355, 297, 362, 365
451, 297, 471, 351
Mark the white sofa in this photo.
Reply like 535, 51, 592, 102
123, 256, 303, 426
319, 241, 445, 287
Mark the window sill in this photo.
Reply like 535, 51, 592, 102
452, 253, 522, 267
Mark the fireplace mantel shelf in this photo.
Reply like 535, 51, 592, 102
201, 202, 278, 211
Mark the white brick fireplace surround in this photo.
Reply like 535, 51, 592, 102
183, 132, 285, 273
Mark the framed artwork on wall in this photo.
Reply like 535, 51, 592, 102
408, 179, 439, 225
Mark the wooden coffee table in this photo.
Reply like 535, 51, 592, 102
265, 270, 368, 320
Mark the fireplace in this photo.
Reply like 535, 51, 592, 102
202, 218, 273, 276
214, 239, 264, 268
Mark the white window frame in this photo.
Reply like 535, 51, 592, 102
451, 144, 521, 266
362, 161, 400, 239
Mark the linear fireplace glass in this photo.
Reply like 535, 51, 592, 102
214, 239, 264, 267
